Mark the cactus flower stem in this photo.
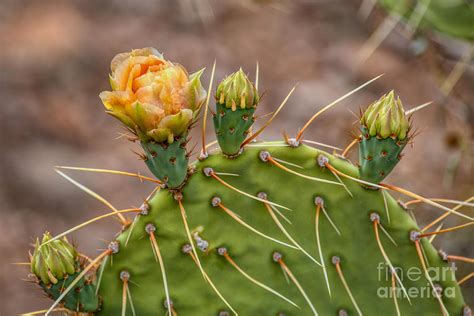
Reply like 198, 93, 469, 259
142, 137, 189, 189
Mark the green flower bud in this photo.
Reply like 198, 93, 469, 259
31, 232, 78, 285
361, 91, 410, 140
216, 68, 259, 111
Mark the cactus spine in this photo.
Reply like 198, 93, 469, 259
25, 48, 472, 316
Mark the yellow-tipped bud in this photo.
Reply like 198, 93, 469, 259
100, 47, 207, 143
31, 232, 77, 285
216, 68, 259, 110
361, 91, 410, 140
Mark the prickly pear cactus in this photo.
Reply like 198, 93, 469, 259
25, 48, 472, 316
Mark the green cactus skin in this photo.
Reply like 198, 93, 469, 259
378, 0, 474, 40
93, 143, 466, 315
358, 126, 407, 184
41, 270, 100, 313
142, 137, 189, 189
213, 103, 255, 156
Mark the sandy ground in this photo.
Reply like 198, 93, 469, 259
0, 0, 472, 314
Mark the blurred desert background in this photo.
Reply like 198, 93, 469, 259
0, 0, 472, 314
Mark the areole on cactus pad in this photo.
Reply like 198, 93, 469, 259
25, 47, 472, 316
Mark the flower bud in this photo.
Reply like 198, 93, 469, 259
361, 91, 410, 140
31, 232, 77, 285
216, 68, 259, 111
100, 47, 207, 143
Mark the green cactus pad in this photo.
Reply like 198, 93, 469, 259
358, 127, 407, 184
96, 143, 465, 315
213, 103, 255, 156
41, 270, 100, 313
142, 138, 188, 189
26, 50, 471, 316
378, 0, 474, 40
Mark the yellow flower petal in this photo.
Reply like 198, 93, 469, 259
102, 47, 206, 142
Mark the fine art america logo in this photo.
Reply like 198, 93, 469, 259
377, 262, 457, 299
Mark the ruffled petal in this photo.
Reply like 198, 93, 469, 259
147, 109, 193, 142
99, 91, 136, 128
110, 47, 162, 72
129, 101, 165, 133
